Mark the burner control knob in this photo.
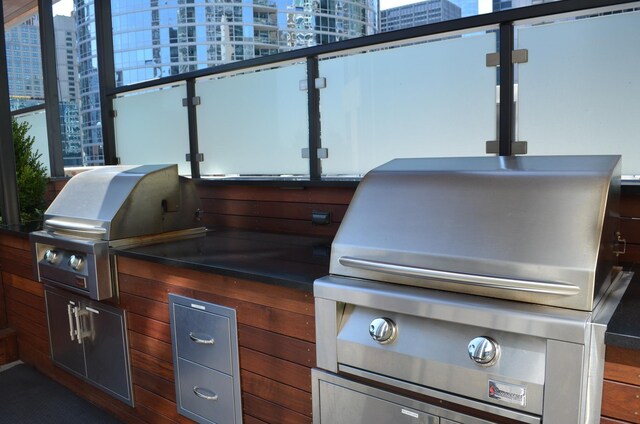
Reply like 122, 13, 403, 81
369, 317, 397, 344
468, 336, 499, 366
68, 255, 84, 271
44, 249, 57, 263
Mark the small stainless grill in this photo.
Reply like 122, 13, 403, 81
313, 156, 631, 424
31, 164, 205, 300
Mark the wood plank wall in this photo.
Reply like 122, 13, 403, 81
196, 184, 355, 238
620, 191, 640, 264
117, 257, 315, 423
601, 346, 640, 423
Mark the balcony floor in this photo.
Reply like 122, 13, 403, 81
0, 361, 123, 423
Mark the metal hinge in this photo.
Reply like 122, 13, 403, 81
486, 141, 528, 155
110, 109, 118, 118
486, 49, 529, 67
182, 96, 201, 106
299, 77, 327, 91
614, 232, 627, 256
301, 148, 328, 159
186, 153, 204, 162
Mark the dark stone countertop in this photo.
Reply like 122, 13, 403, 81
6, 223, 640, 349
113, 228, 332, 294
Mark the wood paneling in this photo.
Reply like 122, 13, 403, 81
117, 257, 316, 423
196, 184, 354, 237
602, 345, 640, 423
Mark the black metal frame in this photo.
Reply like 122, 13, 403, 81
0, 1, 21, 225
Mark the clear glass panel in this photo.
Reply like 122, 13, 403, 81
4, 12, 45, 111
319, 30, 498, 177
111, 0, 376, 86
74, 0, 105, 166
196, 62, 309, 177
113, 84, 191, 175
516, 8, 640, 176
53, 3, 84, 167
15, 110, 51, 177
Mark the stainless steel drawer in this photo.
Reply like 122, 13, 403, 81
173, 303, 233, 375
177, 358, 238, 424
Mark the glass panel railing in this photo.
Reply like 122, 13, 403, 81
196, 62, 309, 177
318, 30, 498, 177
516, 7, 640, 177
15, 109, 51, 177
113, 83, 191, 175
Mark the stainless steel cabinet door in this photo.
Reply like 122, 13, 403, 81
82, 300, 132, 403
44, 288, 86, 377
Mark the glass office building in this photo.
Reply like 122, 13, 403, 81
72, 0, 377, 165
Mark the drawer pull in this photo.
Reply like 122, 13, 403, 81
193, 386, 218, 401
189, 332, 215, 345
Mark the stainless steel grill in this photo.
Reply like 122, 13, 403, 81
313, 156, 631, 424
30, 164, 205, 300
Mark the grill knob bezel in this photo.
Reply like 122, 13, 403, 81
468, 336, 500, 366
369, 317, 397, 344
68, 254, 84, 271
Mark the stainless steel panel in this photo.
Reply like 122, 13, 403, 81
330, 156, 621, 311
336, 304, 545, 414
312, 369, 531, 424
82, 299, 133, 405
43, 164, 202, 240
543, 340, 584, 423
45, 288, 86, 376
177, 358, 237, 424
173, 304, 233, 375
314, 298, 340, 372
314, 276, 591, 344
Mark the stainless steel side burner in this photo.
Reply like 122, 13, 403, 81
313, 156, 631, 424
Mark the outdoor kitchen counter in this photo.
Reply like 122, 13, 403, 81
112, 228, 331, 294
603, 264, 640, 350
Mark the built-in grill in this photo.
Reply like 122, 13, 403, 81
31, 164, 205, 300
313, 156, 631, 423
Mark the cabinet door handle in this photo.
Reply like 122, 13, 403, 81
67, 303, 76, 341
74, 307, 83, 345
193, 386, 218, 401
189, 332, 215, 345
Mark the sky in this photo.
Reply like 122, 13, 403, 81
52, 0, 73, 17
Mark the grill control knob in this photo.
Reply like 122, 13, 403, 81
369, 317, 397, 344
468, 336, 499, 366
44, 249, 57, 263
68, 255, 84, 271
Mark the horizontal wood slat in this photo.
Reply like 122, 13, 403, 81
242, 392, 311, 424
202, 214, 341, 237
196, 185, 355, 205
241, 369, 312, 417
127, 312, 172, 344
118, 257, 315, 317
132, 367, 177, 403
620, 218, 640, 244
601, 380, 640, 423
605, 346, 640, 386
238, 324, 315, 368
202, 198, 348, 223
621, 194, 640, 218
2, 272, 44, 297
240, 347, 312, 393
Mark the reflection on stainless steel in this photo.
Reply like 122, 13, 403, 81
31, 164, 205, 300
313, 156, 631, 424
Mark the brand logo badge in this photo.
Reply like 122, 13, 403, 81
488, 380, 526, 407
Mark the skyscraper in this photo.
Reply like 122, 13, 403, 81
5, 15, 83, 166
380, 0, 461, 32
73, 0, 379, 165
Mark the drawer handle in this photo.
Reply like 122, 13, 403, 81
189, 332, 215, 345
193, 386, 218, 401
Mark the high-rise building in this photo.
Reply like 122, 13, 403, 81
5, 15, 83, 166
452, 0, 478, 17
72, 0, 378, 165
380, 0, 461, 32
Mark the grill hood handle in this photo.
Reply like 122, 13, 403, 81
45, 219, 107, 236
338, 256, 581, 296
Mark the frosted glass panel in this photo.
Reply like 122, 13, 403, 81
517, 10, 640, 176
114, 84, 190, 175
196, 63, 308, 176
15, 110, 51, 177
319, 32, 498, 177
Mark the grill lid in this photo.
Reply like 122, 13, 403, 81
330, 156, 621, 311
44, 164, 202, 240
